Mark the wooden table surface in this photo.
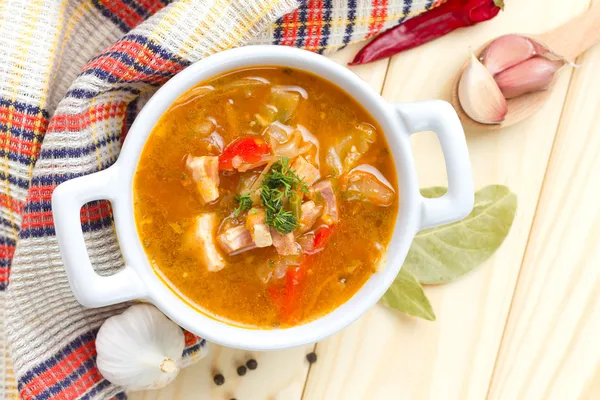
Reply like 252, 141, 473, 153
132, 1, 600, 398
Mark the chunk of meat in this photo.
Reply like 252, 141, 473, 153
217, 225, 255, 255
296, 201, 323, 234
185, 214, 225, 272
270, 228, 300, 256
186, 156, 220, 203
291, 156, 320, 186
310, 180, 339, 224
246, 208, 273, 248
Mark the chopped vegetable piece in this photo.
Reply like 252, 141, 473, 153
269, 263, 306, 323
300, 225, 335, 255
266, 124, 319, 163
270, 224, 335, 320
329, 123, 378, 174
255, 106, 278, 127
296, 233, 316, 253
194, 119, 215, 137
269, 87, 301, 123
341, 166, 395, 207
268, 128, 303, 159
233, 194, 253, 217
238, 172, 260, 194
325, 147, 343, 177
220, 77, 270, 96
265, 122, 291, 144
289, 191, 302, 220
219, 137, 271, 171
246, 208, 273, 248
313, 226, 334, 252
186, 155, 220, 203
343, 146, 363, 172
224, 100, 240, 135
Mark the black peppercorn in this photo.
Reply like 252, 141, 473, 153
213, 373, 225, 386
306, 352, 317, 364
237, 365, 247, 376
246, 358, 258, 370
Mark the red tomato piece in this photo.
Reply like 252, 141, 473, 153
269, 227, 334, 322
218, 137, 271, 171
268, 265, 307, 323
312, 225, 334, 253
281, 265, 306, 323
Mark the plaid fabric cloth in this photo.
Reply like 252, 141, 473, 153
0, 0, 441, 398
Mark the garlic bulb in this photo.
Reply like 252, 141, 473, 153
458, 52, 508, 124
96, 304, 185, 391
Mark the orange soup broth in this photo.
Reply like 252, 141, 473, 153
134, 67, 399, 328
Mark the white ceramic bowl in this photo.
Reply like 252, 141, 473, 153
52, 46, 473, 350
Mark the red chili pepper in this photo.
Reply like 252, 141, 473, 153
218, 137, 271, 171
312, 225, 334, 253
282, 265, 305, 320
350, 0, 504, 66
269, 226, 335, 322
269, 265, 307, 323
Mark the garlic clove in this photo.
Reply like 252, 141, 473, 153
458, 53, 508, 124
482, 34, 537, 75
494, 56, 565, 99
530, 40, 572, 64
96, 304, 190, 391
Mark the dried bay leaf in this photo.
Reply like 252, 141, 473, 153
405, 185, 517, 284
380, 267, 435, 321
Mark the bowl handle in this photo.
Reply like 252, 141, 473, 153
393, 100, 474, 230
52, 167, 147, 308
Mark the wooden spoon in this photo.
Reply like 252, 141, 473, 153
450, 4, 600, 129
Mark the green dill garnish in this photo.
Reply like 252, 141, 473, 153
233, 194, 253, 217
259, 157, 307, 233
262, 158, 309, 195
269, 208, 298, 234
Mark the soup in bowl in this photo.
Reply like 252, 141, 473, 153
52, 46, 473, 350
134, 66, 399, 328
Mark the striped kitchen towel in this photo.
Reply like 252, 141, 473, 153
0, 0, 441, 398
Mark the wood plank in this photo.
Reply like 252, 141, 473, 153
487, 7, 600, 399
302, 1, 591, 399
130, 345, 313, 400
130, 43, 390, 400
